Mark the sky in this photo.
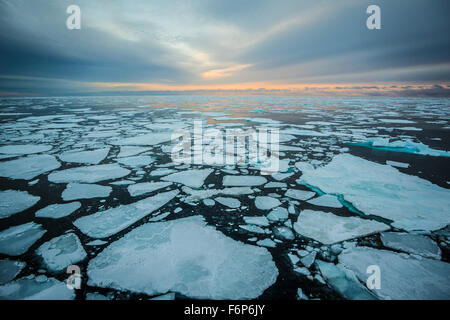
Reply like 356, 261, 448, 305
0, 0, 449, 96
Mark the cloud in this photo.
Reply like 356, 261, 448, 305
0, 0, 449, 95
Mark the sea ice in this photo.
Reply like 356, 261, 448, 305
0, 222, 46, 256
338, 246, 450, 299
316, 260, 376, 300
36, 233, 87, 271
62, 183, 112, 201
0, 259, 26, 285
306, 194, 343, 208
0, 275, 75, 300
161, 169, 213, 188
293, 210, 389, 245
299, 153, 450, 231
74, 190, 179, 238
215, 197, 241, 208
128, 182, 172, 197
86, 216, 278, 299
0, 144, 52, 155
386, 160, 409, 168
243, 216, 270, 227
352, 138, 450, 157
256, 239, 276, 248
117, 146, 152, 158
48, 164, 130, 183
116, 155, 155, 167
58, 148, 110, 165
182, 186, 253, 203
285, 189, 315, 201
0, 190, 40, 219
255, 196, 281, 210
0, 155, 61, 180
222, 175, 267, 187
35, 202, 81, 219
266, 207, 289, 222
380, 232, 441, 259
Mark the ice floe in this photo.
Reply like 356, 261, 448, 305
222, 175, 267, 187
116, 155, 155, 167
0, 259, 26, 285
299, 153, 450, 231
255, 196, 281, 210
36, 233, 87, 271
86, 215, 278, 299
285, 189, 315, 201
62, 183, 112, 201
127, 182, 172, 197
161, 169, 213, 188
351, 138, 450, 157
306, 194, 343, 208
215, 197, 241, 208
58, 148, 110, 165
0, 155, 60, 180
35, 202, 81, 219
380, 232, 441, 259
74, 190, 179, 238
48, 164, 130, 183
0, 190, 40, 219
338, 246, 450, 299
0, 222, 46, 256
316, 260, 376, 300
0, 144, 52, 155
0, 275, 75, 300
293, 210, 389, 244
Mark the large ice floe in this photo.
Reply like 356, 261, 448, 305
35, 233, 87, 271
62, 183, 112, 201
0, 259, 26, 285
0, 144, 52, 155
293, 210, 389, 244
380, 232, 441, 259
58, 148, 110, 164
161, 169, 213, 188
128, 182, 172, 197
48, 164, 130, 183
35, 202, 81, 219
0, 190, 40, 219
74, 190, 179, 238
0, 222, 46, 256
350, 138, 450, 157
0, 275, 74, 300
223, 175, 267, 187
338, 246, 450, 300
86, 216, 278, 299
299, 153, 450, 231
0, 155, 60, 180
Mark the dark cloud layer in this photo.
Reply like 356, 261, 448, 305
0, 0, 449, 96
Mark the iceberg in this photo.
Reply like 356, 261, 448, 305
36, 233, 87, 271
74, 190, 179, 238
35, 202, 81, 219
48, 164, 130, 183
299, 153, 450, 231
0, 222, 46, 256
86, 216, 278, 299
0, 190, 40, 219
161, 169, 213, 188
62, 183, 112, 201
293, 210, 389, 244
0, 155, 60, 180
338, 246, 450, 300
